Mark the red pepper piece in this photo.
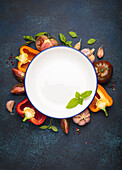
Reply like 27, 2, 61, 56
16, 98, 46, 125
60, 119, 70, 134
11, 83, 25, 94
12, 68, 25, 82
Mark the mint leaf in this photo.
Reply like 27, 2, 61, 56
75, 92, 80, 99
80, 91, 92, 99
35, 32, 48, 38
65, 41, 72, 47
40, 125, 49, 129
66, 98, 78, 109
51, 126, 58, 132
59, 33, 66, 43
23, 36, 34, 41
78, 98, 83, 105
87, 38, 96, 45
69, 31, 78, 38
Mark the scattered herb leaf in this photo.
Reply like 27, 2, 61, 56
66, 98, 79, 109
35, 32, 48, 38
69, 31, 78, 38
23, 36, 35, 41
51, 126, 58, 132
59, 33, 66, 43
19, 41, 33, 48
80, 91, 92, 99
40, 125, 49, 129
87, 38, 96, 45
65, 41, 72, 47
75, 92, 80, 99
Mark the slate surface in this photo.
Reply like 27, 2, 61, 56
0, 0, 121, 170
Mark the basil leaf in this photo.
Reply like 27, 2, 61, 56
78, 98, 83, 105
69, 31, 78, 38
40, 125, 49, 129
75, 92, 80, 99
19, 41, 33, 48
80, 91, 92, 99
59, 33, 66, 43
87, 38, 96, 45
65, 41, 72, 47
23, 36, 34, 41
35, 32, 48, 38
66, 98, 78, 109
51, 126, 58, 132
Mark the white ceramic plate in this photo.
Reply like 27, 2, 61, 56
25, 46, 97, 119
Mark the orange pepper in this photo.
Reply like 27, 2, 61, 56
17, 46, 39, 72
89, 84, 113, 116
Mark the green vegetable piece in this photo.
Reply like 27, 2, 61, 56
65, 41, 72, 47
40, 125, 49, 129
69, 31, 78, 38
75, 92, 80, 99
87, 38, 96, 45
66, 98, 78, 109
23, 36, 34, 41
80, 91, 92, 99
48, 126, 52, 129
78, 98, 83, 105
19, 41, 33, 48
15, 55, 21, 61
51, 126, 58, 132
35, 32, 48, 38
59, 33, 66, 43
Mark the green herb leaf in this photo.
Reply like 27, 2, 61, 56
66, 98, 79, 109
69, 31, 78, 38
40, 125, 49, 129
75, 92, 80, 99
19, 40, 33, 48
51, 126, 58, 132
80, 91, 92, 99
78, 98, 83, 105
65, 41, 72, 47
87, 38, 96, 45
59, 33, 66, 43
35, 32, 48, 38
23, 36, 34, 41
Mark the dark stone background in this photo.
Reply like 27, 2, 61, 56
0, 0, 121, 169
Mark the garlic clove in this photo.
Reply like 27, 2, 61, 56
97, 46, 104, 58
90, 48, 95, 54
6, 100, 15, 113
88, 54, 95, 63
81, 48, 91, 57
74, 39, 81, 50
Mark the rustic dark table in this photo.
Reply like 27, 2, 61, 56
0, 0, 121, 170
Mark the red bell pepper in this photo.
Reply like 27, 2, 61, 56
16, 98, 46, 125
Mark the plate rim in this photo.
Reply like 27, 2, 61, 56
24, 46, 98, 119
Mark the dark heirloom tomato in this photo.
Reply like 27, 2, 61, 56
94, 61, 113, 83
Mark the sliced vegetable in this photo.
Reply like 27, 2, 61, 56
60, 119, 70, 134
94, 61, 113, 83
16, 46, 39, 72
12, 68, 25, 82
11, 83, 25, 94
89, 84, 113, 116
16, 98, 46, 125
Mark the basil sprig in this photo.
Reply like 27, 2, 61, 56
59, 33, 72, 47
40, 118, 58, 132
20, 32, 48, 48
66, 90, 92, 109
